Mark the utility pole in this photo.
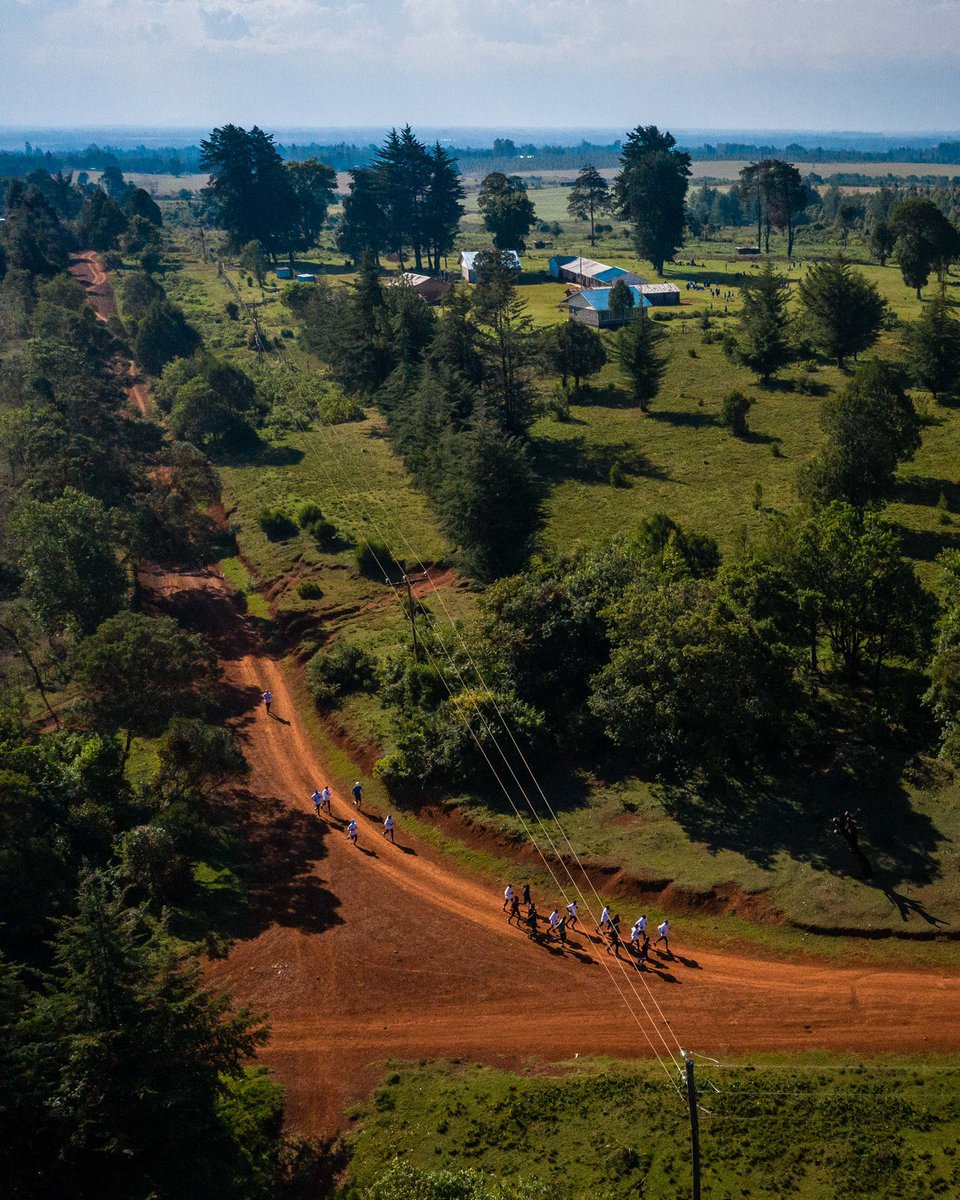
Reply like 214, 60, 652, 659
681, 1050, 702, 1200
386, 570, 429, 662
676, 1051, 700, 1200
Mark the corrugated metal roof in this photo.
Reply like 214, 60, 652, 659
640, 282, 681, 294
390, 272, 432, 287
566, 286, 652, 312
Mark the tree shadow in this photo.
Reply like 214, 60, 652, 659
646, 408, 716, 430
532, 432, 669, 486
888, 521, 960, 564
216, 439, 305, 469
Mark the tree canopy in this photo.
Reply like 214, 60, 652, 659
613, 126, 691, 274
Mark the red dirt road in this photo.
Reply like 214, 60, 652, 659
144, 565, 960, 1137
68, 251, 150, 417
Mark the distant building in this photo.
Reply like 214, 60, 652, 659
552, 255, 647, 289
638, 282, 681, 306
388, 271, 451, 304
276, 267, 293, 280
562, 285, 652, 328
296, 272, 317, 283
460, 250, 522, 283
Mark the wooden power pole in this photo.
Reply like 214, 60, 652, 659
681, 1050, 702, 1200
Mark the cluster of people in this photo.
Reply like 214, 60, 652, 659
502, 884, 673, 969
307, 779, 396, 847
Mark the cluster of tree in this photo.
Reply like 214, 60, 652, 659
200, 124, 337, 260
737, 160, 813, 256
117, 269, 201, 375
336, 126, 464, 271
156, 349, 266, 449
285, 251, 539, 579
374, 503, 932, 790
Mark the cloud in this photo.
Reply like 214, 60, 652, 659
199, 6, 250, 40
136, 20, 171, 43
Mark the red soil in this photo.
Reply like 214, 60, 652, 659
142, 564, 960, 1139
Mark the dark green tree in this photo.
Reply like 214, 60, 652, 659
891, 198, 960, 297
471, 250, 535, 434
134, 297, 201, 375
614, 126, 692, 273
610, 315, 667, 411
543, 320, 606, 392
239, 238, 269, 285
2, 181, 70, 276
800, 359, 920, 507
122, 186, 163, 228
798, 256, 887, 367
199, 124, 297, 255
908, 295, 960, 400
11, 489, 127, 636
477, 173, 536, 250
423, 142, 465, 272
607, 277, 636, 324
336, 167, 388, 264
869, 220, 896, 266
77, 188, 129, 251
284, 158, 337, 252
734, 261, 792, 382
566, 164, 611, 245
440, 418, 539, 580
73, 611, 218, 756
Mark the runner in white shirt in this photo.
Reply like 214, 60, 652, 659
597, 905, 611, 934
630, 921, 642, 947
320, 786, 331, 813
382, 814, 395, 842
635, 914, 647, 937
547, 909, 560, 939
503, 885, 515, 912
566, 900, 579, 928
346, 819, 358, 845
654, 919, 670, 951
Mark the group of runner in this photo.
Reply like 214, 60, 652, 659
309, 779, 397, 845
502, 883, 672, 969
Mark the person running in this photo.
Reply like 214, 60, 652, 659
382, 814, 395, 843
607, 922, 622, 959
635, 914, 647, 938
630, 921, 643, 951
311, 789, 323, 816
346, 819, 358, 846
320, 785, 331, 813
556, 915, 567, 946
521, 883, 531, 907
654, 919, 670, 952
526, 903, 539, 940
351, 781, 363, 808
508, 894, 521, 925
503, 884, 515, 912
262, 689, 272, 715
547, 909, 560, 940
637, 935, 651, 968
597, 905, 611, 935
566, 899, 579, 929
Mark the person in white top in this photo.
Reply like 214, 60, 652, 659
262, 689, 272, 715
597, 905, 611, 933
635, 914, 647, 937
503, 885, 515, 912
566, 900, 579, 928
630, 921, 642, 946
382, 814, 395, 842
654, 919, 670, 951
311, 789, 323, 815
547, 909, 560, 939
346, 819, 358, 845
320, 786, 331, 812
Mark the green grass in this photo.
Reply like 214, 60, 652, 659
343, 1057, 960, 1200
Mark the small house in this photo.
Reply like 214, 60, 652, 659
736, 245, 761, 256
556, 255, 647, 289
276, 267, 293, 280
460, 250, 521, 283
549, 254, 576, 279
388, 271, 451, 304
296, 272, 317, 283
562, 285, 652, 328
638, 282, 681, 306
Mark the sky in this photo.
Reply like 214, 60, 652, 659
3, 0, 960, 133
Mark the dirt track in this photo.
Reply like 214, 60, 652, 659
68, 251, 150, 418
142, 565, 960, 1137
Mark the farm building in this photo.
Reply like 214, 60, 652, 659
638, 282, 681, 306
276, 267, 293, 280
551, 255, 647, 289
562, 285, 652, 328
388, 272, 451, 304
460, 250, 522, 283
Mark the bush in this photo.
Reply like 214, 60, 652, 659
296, 500, 338, 546
608, 461, 628, 487
258, 506, 297, 541
355, 541, 401, 579
305, 641, 375, 709
720, 389, 753, 436
544, 385, 571, 422
102, 251, 123, 271
225, 301, 239, 320
297, 579, 323, 600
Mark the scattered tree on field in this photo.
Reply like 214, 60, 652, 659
543, 320, 606, 392
614, 126, 691, 274
869, 220, 896, 266
908, 295, 960, 400
608, 278, 636, 325
477, 173, 536, 250
734, 261, 792, 382
566, 165, 611, 245
610, 315, 667, 411
798, 256, 887, 368
890, 198, 960, 297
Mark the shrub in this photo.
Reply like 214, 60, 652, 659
102, 251, 123, 271
258, 506, 297, 541
297, 579, 323, 600
225, 301, 239, 320
608, 461, 628, 487
296, 500, 338, 546
720, 389, 753, 436
355, 541, 401, 579
305, 641, 375, 709
544, 385, 570, 422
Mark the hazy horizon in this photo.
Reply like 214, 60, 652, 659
4, 1, 960, 132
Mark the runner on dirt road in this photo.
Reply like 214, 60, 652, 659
503, 884, 515, 912
352, 781, 363, 808
347, 819, 358, 846
382, 814, 395, 843
262, 689, 272, 715
320, 786, 331, 813
311, 789, 323, 816
654, 919, 670, 953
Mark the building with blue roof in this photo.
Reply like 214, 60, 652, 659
561, 285, 652, 328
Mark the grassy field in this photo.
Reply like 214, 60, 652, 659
342, 1057, 960, 1200
157, 217, 960, 945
